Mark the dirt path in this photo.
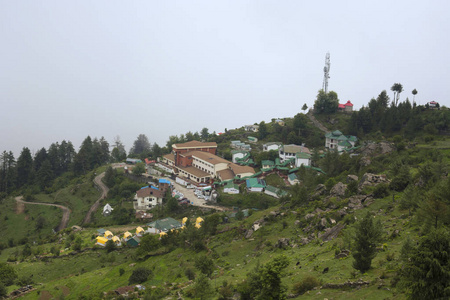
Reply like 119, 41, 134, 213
307, 110, 329, 133
82, 172, 108, 225
15, 196, 71, 232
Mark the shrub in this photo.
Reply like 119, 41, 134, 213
128, 267, 152, 284
185, 268, 196, 280
373, 183, 389, 198
293, 276, 320, 295
119, 268, 125, 276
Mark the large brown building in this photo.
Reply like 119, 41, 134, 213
163, 140, 255, 184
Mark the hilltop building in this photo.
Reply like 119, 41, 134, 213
325, 130, 357, 152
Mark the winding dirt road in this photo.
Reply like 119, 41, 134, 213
15, 196, 71, 232
82, 172, 109, 225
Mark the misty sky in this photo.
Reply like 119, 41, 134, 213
1, 1, 449, 157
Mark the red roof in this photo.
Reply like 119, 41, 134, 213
429, 101, 437, 104
338, 104, 345, 109
344, 100, 353, 107
145, 158, 156, 165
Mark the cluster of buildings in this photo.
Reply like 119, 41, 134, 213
95, 227, 144, 247
162, 141, 256, 185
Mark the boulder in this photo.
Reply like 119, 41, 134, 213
335, 249, 350, 259
330, 182, 347, 197
245, 229, 254, 239
312, 184, 327, 198
275, 238, 290, 249
320, 223, 345, 242
318, 218, 328, 230
305, 213, 315, 220
347, 175, 358, 183
358, 173, 390, 192
300, 237, 310, 245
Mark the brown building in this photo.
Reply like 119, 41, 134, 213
172, 141, 217, 165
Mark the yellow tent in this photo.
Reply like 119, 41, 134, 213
123, 231, 132, 240
96, 236, 108, 246
104, 230, 113, 239
182, 217, 188, 225
195, 217, 204, 224
159, 232, 167, 238
136, 226, 145, 235
112, 236, 121, 245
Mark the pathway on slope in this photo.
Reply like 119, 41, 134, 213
82, 172, 108, 225
307, 110, 329, 133
82, 163, 126, 225
15, 196, 71, 232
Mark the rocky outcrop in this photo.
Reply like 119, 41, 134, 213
358, 173, 390, 192
348, 195, 373, 210
330, 182, 347, 197
275, 238, 290, 249
335, 249, 350, 259
312, 184, 327, 198
347, 175, 358, 183
319, 223, 345, 242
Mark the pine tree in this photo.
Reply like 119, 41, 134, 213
352, 212, 382, 272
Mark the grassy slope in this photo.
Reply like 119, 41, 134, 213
1, 191, 414, 299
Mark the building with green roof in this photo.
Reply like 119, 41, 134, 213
325, 130, 357, 152
147, 217, 182, 233
264, 185, 288, 198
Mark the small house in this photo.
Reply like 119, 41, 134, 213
246, 178, 266, 192
244, 125, 259, 132
104, 230, 113, 240
97, 228, 107, 236
96, 236, 108, 247
103, 203, 113, 217
123, 232, 132, 241
274, 119, 285, 126
195, 217, 204, 229
127, 236, 140, 247
136, 227, 145, 237
288, 173, 299, 185
261, 160, 275, 170
263, 142, 282, 152
325, 130, 357, 152
248, 136, 258, 143
112, 236, 121, 246
147, 217, 183, 233
295, 152, 311, 167
264, 185, 288, 198
126, 158, 142, 164
224, 182, 240, 194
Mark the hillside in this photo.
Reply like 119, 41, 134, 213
0, 106, 449, 299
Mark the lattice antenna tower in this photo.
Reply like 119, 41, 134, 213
322, 52, 330, 93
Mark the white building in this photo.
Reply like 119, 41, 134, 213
133, 187, 164, 212
263, 142, 282, 152
279, 144, 311, 162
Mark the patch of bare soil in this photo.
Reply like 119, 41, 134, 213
15, 197, 25, 214
24, 215, 29, 220
38, 290, 53, 300
60, 286, 70, 296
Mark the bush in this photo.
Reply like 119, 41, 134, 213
373, 183, 389, 198
293, 276, 320, 295
128, 267, 152, 284
185, 268, 196, 280
119, 268, 125, 276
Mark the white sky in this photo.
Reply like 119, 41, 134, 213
1, 1, 449, 157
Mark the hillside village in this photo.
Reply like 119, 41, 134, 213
0, 99, 449, 299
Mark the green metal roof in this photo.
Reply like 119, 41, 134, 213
261, 160, 275, 166
288, 173, 298, 180
147, 217, 182, 232
296, 152, 311, 159
246, 178, 266, 188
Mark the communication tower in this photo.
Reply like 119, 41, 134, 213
322, 52, 330, 93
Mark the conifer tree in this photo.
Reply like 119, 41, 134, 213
352, 212, 382, 273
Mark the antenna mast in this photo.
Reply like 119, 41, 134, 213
322, 52, 330, 93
